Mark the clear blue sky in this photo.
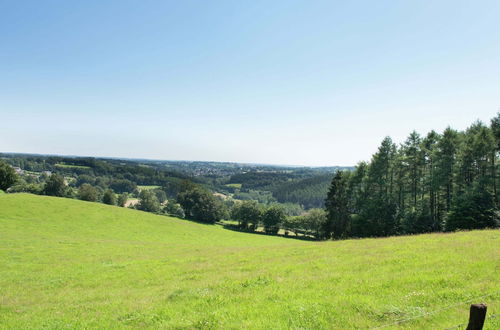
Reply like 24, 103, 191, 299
1, 1, 499, 166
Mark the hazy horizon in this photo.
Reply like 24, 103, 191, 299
1, 151, 356, 168
2, 1, 499, 166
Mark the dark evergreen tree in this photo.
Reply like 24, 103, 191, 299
356, 137, 398, 236
445, 186, 498, 231
421, 130, 440, 230
402, 131, 423, 209
435, 127, 459, 213
490, 112, 500, 205
325, 171, 350, 239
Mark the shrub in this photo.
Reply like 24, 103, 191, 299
43, 174, 67, 197
177, 187, 224, 223
102, 189, 116, 205
262, 206, 286, 234
137, 190, 160, 213
117, 193, 128, 207
231, 200, 261, 230
0, 161, 18, 191
78, 184, 98, 202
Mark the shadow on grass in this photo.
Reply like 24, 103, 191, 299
219, 222, 319, 241
169, 216, 320, 241
175, 216, 219, 226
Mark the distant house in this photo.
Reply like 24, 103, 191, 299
213, 192, 228, 200
12, 166, 24, 175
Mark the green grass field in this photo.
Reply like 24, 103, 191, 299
137, 185, 161, 191
54, 163, 92, 170
225, 183, 242, 189
0, 194, 498, 329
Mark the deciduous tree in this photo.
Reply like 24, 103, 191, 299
0, 161, 18, 191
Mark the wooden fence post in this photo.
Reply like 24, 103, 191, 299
466, 303, 487, 330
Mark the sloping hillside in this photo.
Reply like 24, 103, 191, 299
0, 194, 499, 329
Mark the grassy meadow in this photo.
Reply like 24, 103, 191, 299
225, 183, 243, 189
0, 194, 499, 329
54, 163, 92, 170
137, 185, 162, 191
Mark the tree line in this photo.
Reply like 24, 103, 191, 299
230, 200, 328, 239
324, 114, 500, 239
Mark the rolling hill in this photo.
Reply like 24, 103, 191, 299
0, 194, 499, 328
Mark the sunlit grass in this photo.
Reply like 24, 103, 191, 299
225, 183, 242, 189
54, 163, 91, 169
0, 194, 498, 329
137, 185, 161, 191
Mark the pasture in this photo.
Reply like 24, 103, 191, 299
54, 163, 92, 170
137, 185, 162, 191
225, 183, 243, 189
0, 194, 498, 329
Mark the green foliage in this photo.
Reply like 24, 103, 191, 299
7, 180, 43, 194
43, 174, 67, 197
401, 201, 433, 234
355, 197, 398, 237
279, 202, 305, 216
445, 187, 499, 231
110, 179, 137, 194
117, 193, 128, 207
75, 174, 96, 186
177, 187, 223, 223
78, 184, 98, 202
153, 189, 167, 203
102, 189, 116, 205
231, 200, 261, 229
262, 205, 286, 234
228, 170, 341, 209
165, 200, 185, 218
233, 189, 276, 204
270, 174, 333, 209
326, 114, 499, 239
229, 171, 295, 190
0, 160, 18, 191
325, 171, 350, 239
137, 190, 160, 213
285, 208, 328, 239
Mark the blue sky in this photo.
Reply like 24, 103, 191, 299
1, 0, 499, 166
